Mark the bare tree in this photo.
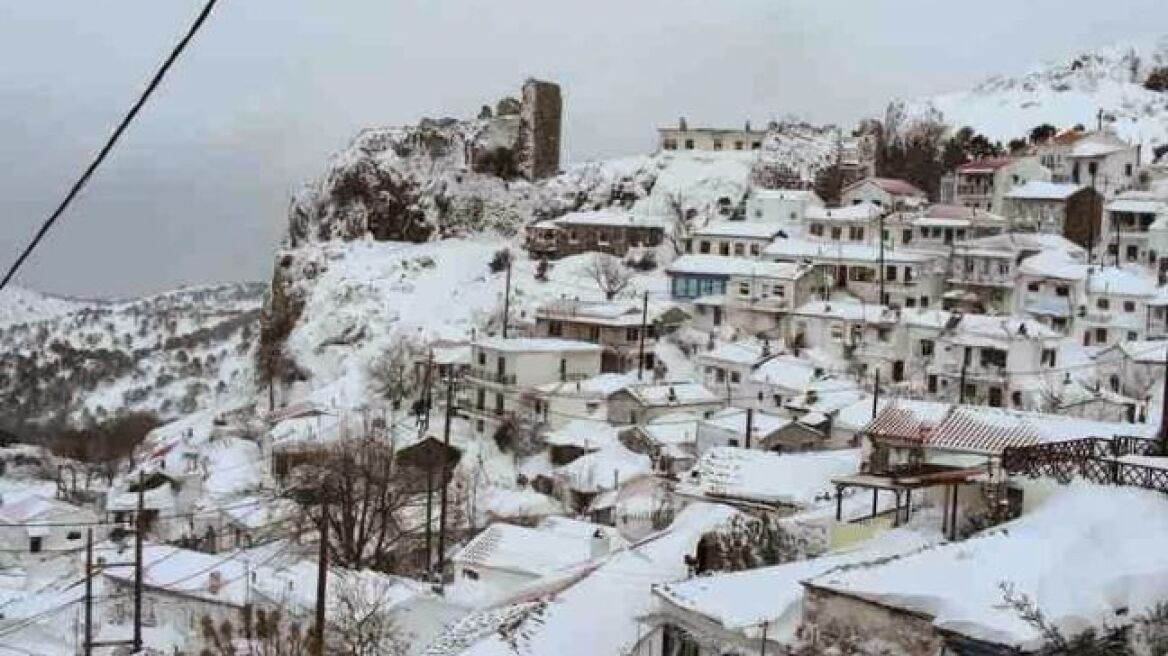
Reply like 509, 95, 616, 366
327, 573, 407, 656
289, 437, 425, 572
586, 254, 632, 301
367, 341, 422, 410
199, 608, 314, 656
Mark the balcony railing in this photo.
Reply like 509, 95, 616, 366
467, 369, 517, 385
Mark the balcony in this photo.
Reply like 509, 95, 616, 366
467, 368, 517, 385
1084, 311, 1112, 324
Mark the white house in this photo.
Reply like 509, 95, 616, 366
1080, 266, 1159, 347
451, 519, 625, 599
947, 233, 1085, 315
904, 310, 1062, 410
942, 156, 1050, 213
1101, 192, 1168, 266
1001, 181, 1102, 249
685, 221, 786, 258
694, 341, 774, 408
607, 381, 724, 425
764, 238, 940, 310
802, 202, 884, 245
840, 177, 927, 210
786, 300, 901, 370
532, 299, 686, 373
695, 407, 825, 453
464, 338, 603, 434
745, 189, 824, 224
1064, 130, 1141, 193
888, 204, 1007, 254
0, 493, 98, 555
658, 118, 767, 152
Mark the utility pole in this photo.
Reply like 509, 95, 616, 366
133, 471, 144, 653
958, 352, 969, 405
872, 369, 881, 420
438, 375, 455, 589
502, 254, 513, 338
637, 290, 649, 381
1088, 169, 1099, 263
744, 408, 754, 449
420, 350, 434, 432
878, 210, 886, 306
314, 505, 329, 656
1159, 350, 1168, 453
424, 465, 434, 574
84, 528, 93, 656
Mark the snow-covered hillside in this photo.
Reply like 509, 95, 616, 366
0, 286, 85, 327
894, 39, 1168, 151
0, 283, 265, 427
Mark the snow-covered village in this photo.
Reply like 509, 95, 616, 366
9, 5, 1168, 655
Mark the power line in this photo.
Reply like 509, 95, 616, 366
0, 0, 223, 291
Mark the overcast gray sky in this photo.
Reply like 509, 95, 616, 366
1, 1, 1165, 298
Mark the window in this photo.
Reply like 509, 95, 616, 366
749, 243, 760, 256
463, 569, 480, 581
699, 240, 711, 254
1126, 163, 1134, 177
920, 296, 929, 308
905, 297, 916, 308
830, 227, 842, 241
713, 140, 723, 151
849, 226, 865, 241
477, 351, 486, 366
1041, 348, 1056, 367
1129, 331, 1139, 340
1027, 281, 1040, 292
751, 141, 761, 149
848, 267, 876, 282
738, 282, 751, 297
1056, 286, 1069, 297
727, 438, 739, 447
29, 537, 41, 554
734, 141, 744, 150
548, 320, 562, 337
1095, 328, 1108, 343
1097, 298, 1110, 310
1127, 245, 1139, 261
927, 375, 938, 393
495, 393, 505, 414
774, 285, 785, 298
1089, 161, 1099, 177
904, 267, 914, 282
809, 224, 824, 237
733, 243, 745, 256
715, 368, 725, 383
719, 243, 730, 256
67, 531, 81, 541
626, 327, 639, 341
989, 387, 1003, 408
831, 324, 845, 341
902, 229, 913, 244
1124, 301, 1136, 313
886, 266, 898, 282
981, 349, 1007, 368
730, 372, 741, 384
920, 339, 934, 357
662, 139, 677, 150
684, 139, 695, 150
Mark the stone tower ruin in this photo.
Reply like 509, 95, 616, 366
518, 79, 562, 180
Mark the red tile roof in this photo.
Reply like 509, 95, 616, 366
846, 177, 926, 198
865, 405, 1041, 455
957, 157, 1013, 173
1052, 130, 1087, 145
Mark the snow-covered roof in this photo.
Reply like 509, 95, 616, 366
551, 210, 664, 229
920, 204, 1007, 223
1113, 340, 1168, 364
452, 522, 610, 578
474, 337, 603, 354
1106, 195, 1167, 215
536, 372, 639, 398
554, 444, 652, 494
1004, 181, 1085, 200
695, 341, 769, 367
1086, 266, 1158, 297
750, 355, 820, 391
0, 493, 92, 526
535, 299, 680, 327
639, 412, 703, 447
752, 189, 822, 203
1069, 139, 1130, 158
954, 232, 1085, 258
905, 309, 1061, 343
806, 484, 1168, 649
620, 381, 721, 408
1016, 249, 1088, 280
860, 400, 1153, 455
665, 255, 809, 279
790, 301, 898, 323
764, 238, 932, 264
542, 420, 620, 450
699, 407, 793, 437
104, 545, 252, 606
691, 222, 785, 239
676, 447, 860, 507
653, 529, 936, 644
804, 202, 883, 222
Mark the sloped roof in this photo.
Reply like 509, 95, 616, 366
666, 255, 810, 279
1004, 181, 1085, 200
957, 157, 1013, 173
844, 177, 926, 198
451, 523, 602, 577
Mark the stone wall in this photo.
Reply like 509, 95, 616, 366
520, 79, 563, 180
801, 584, 945, 654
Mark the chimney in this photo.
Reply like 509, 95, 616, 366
679, 117, 688, 132
208, 570, 223, 594
668, 386, 678, 403
591, 529, 610, 559
761, 339, 771, 358
744, 120, 752, 132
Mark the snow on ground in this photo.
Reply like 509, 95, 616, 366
0, 286, 84, 327
808, 482, 1168, 649
677, 447, 860, 508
